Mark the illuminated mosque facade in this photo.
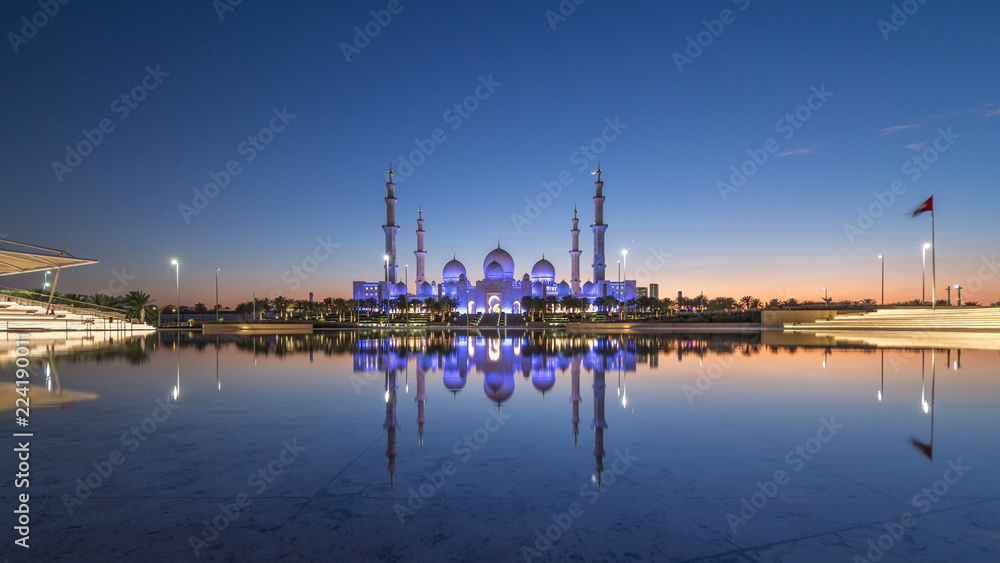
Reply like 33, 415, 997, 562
352, 165, 636, 312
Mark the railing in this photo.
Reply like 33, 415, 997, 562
0, 287, 128, 320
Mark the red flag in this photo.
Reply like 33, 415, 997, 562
911, 196, 933, 217
910, 437, 932, 460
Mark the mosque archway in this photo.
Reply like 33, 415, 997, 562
512, 301, 521, 314
488, 294, 501, 314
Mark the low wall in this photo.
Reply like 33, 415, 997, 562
760, 310, 838, 328
200, 323, 314, 332
566, 322, 758, 331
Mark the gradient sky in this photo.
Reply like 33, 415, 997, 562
2, 1, 998, 307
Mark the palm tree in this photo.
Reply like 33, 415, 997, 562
123, 291, 156, 323
272, 296, 289, 319
423, 297, 439, 321
254, 297, 272, 320
783, 297, 799, 307
331, 298, 347, 321
90, 293, 121, 309
860, 298, 877, 307
658, 297, 676, 316
322, 297, 335, 318
739, 295, 756, 310
766, 298, 782, 309
521, 296, 537, 322
393, 294, 409, 319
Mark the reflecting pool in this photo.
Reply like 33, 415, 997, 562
2, 330, 999, 561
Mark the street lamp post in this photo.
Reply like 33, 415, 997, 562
922, 242, 931, 303
945, 285, 951, 306
383, 255, 389, 314
43, 270, 52, 289
954, 285, 963, 306
878, 255, 884, 305
215, 268, 220, 321
823, 287, 828, 308
170, 259, 180, 326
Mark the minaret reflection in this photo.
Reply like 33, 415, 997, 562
384, 365, 401, 486
570, 356, 581, 446
416, 358, 426, 447
591, 352, 608, 486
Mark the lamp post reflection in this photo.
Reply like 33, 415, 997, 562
912, 349, 936, 460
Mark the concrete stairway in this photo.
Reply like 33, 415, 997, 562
0, 300, 154, 332
786, 307, 1000, 332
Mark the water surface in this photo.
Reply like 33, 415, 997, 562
3, 330, 998, 561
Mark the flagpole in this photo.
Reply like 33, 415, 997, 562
931, 205, 936, 310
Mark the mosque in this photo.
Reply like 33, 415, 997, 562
352, 165, 636, 313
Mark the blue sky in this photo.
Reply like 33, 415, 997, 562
2, 0, 998, 306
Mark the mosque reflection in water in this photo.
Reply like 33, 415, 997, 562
354, 333, 639, 486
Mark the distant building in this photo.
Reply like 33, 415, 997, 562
637, 287, 647, 298
649, 283, 659, 299
353, 164, 638, 313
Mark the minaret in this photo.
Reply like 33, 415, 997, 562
569, 206, 582, 295
592, 351, 608, 486
414, 206, 426, 285
383, 165, 400, 284
591, 163, 607, 283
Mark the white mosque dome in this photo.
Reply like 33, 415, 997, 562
582, 281, 595, 295
443, 367, 467, 392
443, 258, 466, 282
395, 282, 406, 294
484, 371, 515, 405
419, 281, 432, 295
532, 370, 556, 394
557, 280, 571, 296
485, 260, 504, 281
531, 257, 556, 282
483, 245, 514, 279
